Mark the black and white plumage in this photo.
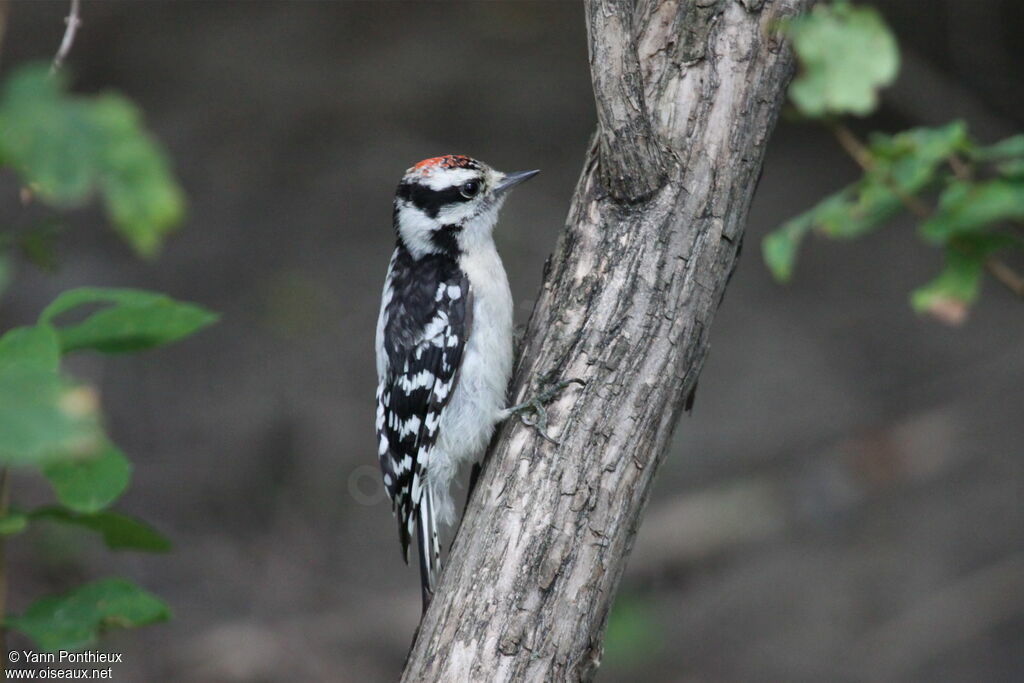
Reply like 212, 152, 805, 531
375, 155, 538, 610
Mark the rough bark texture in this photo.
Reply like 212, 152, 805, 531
402, 0, 808, 680
586, 0, 667, 202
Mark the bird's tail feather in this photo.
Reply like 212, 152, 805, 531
416, 486, 442, 613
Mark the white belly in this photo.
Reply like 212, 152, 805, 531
430, 244, 513, 523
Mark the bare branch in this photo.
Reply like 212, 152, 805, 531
50, 0, 82, 75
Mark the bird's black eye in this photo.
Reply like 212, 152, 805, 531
460, 180, 481, 199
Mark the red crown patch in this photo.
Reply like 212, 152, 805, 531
411, 155, 476, 172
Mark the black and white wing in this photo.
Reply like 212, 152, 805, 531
375, 249, 470, 598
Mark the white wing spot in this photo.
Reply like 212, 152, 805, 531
433, 380, 451, 401
399, 414, 422, 438
398, 369, 436, 392
411, 472, 422, 504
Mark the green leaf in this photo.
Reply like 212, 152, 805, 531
997, 159, 1024, 180
0, 369, 102, 467
43, 444, 132, 513
911, 246, 986, 324
0, 64, 186, 256
762, 220, 806, 282
868, 122, 970, 194
40, 287, 218, 353
921, 179, 1024, 243
0, 512, 28, 535
958, 232, 1024, 253
784, 2, 899, 117
762, 181, 900, 281
817, 124, 966, 238
764, 122, 978, 281
0, 66, 97, 204
869, 121, 969, 160
763, 190, 850, 281
90, 94, 186, 257
41, 286, 160, 322
971, 134, 1024, 161
911, 233, 1020, 324
30, 507, 171, 552
7, 578, 170, 652
817, 182, 902, 238
0, 324, 60, 372
17, 219, 64, 272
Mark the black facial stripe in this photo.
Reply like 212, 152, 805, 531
396, 181, 473, 219
431, 224, 462, 255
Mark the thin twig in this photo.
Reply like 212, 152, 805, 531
940, 149, 1024, 300
947, 153, 972, 181
985, 259, 1024, 299
22, 0, 82, 206
829, 121, 876, 174
50, 0, 81, 75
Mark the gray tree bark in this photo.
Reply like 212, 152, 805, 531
402, 0, 808, 680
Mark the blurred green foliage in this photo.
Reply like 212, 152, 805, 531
784, 2, 898, 117
30, 508, 172, 553
0, 63, 213, 651
602, 594, 662, 670
41, 286, 218, 354
41, 442, 132, 514
767, 2, 1024, 323
0, 65, 185, 257
6, 579, 170, 652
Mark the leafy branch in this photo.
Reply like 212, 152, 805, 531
0, 287, 215, 653
763, 1, 1024, 324
2, 66, 186, 257
0, 5, 213, 657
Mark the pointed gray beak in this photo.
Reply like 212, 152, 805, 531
494, 169, 540, 195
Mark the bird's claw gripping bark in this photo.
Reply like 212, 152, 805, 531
504, 378, 585, 445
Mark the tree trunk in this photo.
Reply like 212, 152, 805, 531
402, 0, 808, 679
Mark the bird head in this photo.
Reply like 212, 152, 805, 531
393, 155, 539, 258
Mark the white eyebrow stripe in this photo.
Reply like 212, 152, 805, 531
420, 167, 480, 190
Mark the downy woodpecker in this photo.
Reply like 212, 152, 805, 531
375, 155, 539, 611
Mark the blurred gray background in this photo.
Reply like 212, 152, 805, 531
2, 1, 1022, 681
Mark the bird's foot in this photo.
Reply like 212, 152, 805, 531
501, 378, 585, 445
